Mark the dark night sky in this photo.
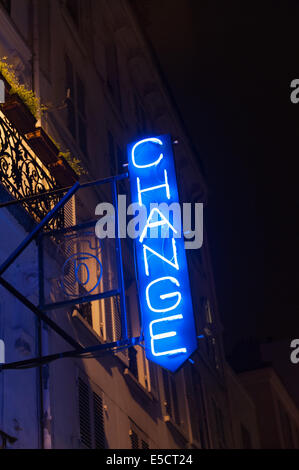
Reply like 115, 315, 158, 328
134, 0, 299, 355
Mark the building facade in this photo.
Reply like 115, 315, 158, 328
238, 367, 299, 448
0, 0, 291, 450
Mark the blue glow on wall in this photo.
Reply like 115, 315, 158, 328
128, 135, 197, 372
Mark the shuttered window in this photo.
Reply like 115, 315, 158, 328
66, 0, 80, 28
113, 296, 122, 341
148, 361, 158, 397
141, 440, 149, 450
78, 376, 106, 449
103, 296, 121, 343
129, 427, 149, 449
130, 430, 139, 450
241, 424, 252, 449
78, 378, 92, 448
162, 371, 182, 426
128, 347, 138, 379
93, 392, 105, 449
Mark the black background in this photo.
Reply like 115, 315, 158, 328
134, 0, 299, 355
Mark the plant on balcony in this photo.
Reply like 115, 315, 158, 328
58, 150, 88, 176
48, 135, 87, 177
0, 58, 40, 118
0, 59, 87, 179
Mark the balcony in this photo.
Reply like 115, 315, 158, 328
0, 96, 77, 230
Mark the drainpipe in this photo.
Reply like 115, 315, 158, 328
33, 0, 52, 450
32, 0, 43, 449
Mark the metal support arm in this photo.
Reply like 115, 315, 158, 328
0, 336, 142, 371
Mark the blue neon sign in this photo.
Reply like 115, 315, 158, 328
128, 135, 197, 372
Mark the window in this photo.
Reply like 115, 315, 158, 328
108, 130, 116, 175
107, 131, 125, 176
93, 392, 105, 449
130, 430, 139, 450
278, 401, 295, 448
78, 378, 92, 448
129, 425, 149, 449
97, 294, 129, 360
212, 399, 226, 449
163, 369, 172, 417
39, 0, 51, 78
148, 361, 158, 398
163, 370, 180, 426
170, 375, 180, 425
117, 144, 127, 193
73, 302, 92, 327
205, 299, 213, 324
0, 430, 16, 449
190, 367, 210, 448
206, 336, 220, 370
65, 55, 88, 156
141, 440, 149, 450
203, 299, 221, 371
103, 296, 121, 343
127, 343, 156, 392
105, 41, 121, 109
0, 0, 11, 14
78, 376, 106, 449
117, 145, 126, 174
134, 94, 148, 134
128, 347, 138, 379
106, 41, 120, 103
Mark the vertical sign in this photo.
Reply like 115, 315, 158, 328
128, 135, 197, 372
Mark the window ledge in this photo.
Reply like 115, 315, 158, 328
72, 309, 104, 346
46, 111, 88, 172
124, 368, 155, 402
0, 429, 17, 448
72, 310, 129, 367
162, 415, 189, 444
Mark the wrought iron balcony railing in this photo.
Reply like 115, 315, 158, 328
0, 109, 64, 229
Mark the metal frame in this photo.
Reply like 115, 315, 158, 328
0, 173, 139, 371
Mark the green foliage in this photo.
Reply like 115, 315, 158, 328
48, 134, 87, 176
0, 58, 87, 177
0, 58, 40, 118
46, 133, 87, 177
58, 150, 88, 176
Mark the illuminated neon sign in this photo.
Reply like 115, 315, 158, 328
128, 135, 197, 372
